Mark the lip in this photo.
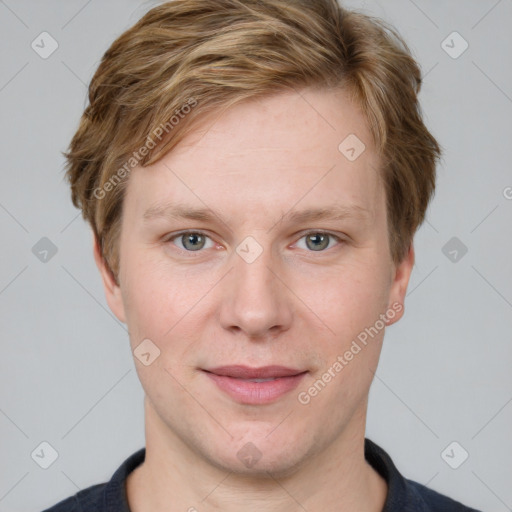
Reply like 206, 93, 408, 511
202, 365, 308, 405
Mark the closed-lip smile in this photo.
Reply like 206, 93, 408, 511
202, 365, 308, 404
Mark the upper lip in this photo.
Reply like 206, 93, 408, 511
203, 365, 306, 379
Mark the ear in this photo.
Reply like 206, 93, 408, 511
92, 232, 126, 324
386, 244, 415, 326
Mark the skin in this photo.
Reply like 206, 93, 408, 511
94, 86, 415, 512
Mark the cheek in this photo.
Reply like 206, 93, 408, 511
300, 259, 391, 337
120, 267, 202, 394
119, 252, 170, 344
120, 252, 216, 357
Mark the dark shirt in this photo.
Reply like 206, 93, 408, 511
41, 438, 482, 511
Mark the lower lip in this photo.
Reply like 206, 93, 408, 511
204, 371, 307, 405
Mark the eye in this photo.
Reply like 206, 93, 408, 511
168, 231, 215, 252
295, 231, 342, 252
165, 230, 342, 253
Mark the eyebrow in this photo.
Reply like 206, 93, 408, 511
142, 202, 371, 226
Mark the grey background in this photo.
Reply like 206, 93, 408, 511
0, 1, 511, 511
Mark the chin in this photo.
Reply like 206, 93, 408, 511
205, 433, 314, 479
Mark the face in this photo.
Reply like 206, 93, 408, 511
95, 87, 413, 477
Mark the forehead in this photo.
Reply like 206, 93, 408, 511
125, 87, 383, 221
170, 87, 375, 163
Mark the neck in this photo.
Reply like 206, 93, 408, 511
126, 400, 388, 512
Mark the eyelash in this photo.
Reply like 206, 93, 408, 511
164, 230, 344, 254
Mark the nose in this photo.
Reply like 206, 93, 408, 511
218, 244, 293, 339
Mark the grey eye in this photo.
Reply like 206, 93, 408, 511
175, 232, 212, 251
304, 233, 331, 251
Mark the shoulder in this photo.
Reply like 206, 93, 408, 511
39, 447, 145, 512
364, 438, 482, 512
40, 483, 105, 512
405, 479, 483, 512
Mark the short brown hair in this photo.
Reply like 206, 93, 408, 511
63, 0, 441, 281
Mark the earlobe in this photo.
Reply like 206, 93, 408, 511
92, 232, 126, 323
386, 244, 415, 326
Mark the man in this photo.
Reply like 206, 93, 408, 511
43, 0, 482, 510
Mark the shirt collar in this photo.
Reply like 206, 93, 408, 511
102, 438, 425, 512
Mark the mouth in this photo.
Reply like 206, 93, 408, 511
202, 365, 308, 405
